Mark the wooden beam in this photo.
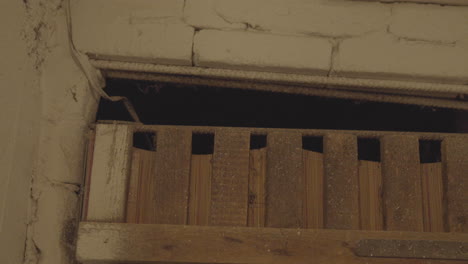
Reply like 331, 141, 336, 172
248, 148, 267, 227
188, 154, 212, 226
77, 222, 468, 264
87, 124, 132, 222
421, 162, 445, 232
323, 133, 359, 229
359, 160, 383, 231
303, 150, 324, 229
266, 132, 303, 228
210, 130, 250, 226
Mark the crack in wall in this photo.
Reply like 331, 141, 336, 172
327, 38, 342, 78
386, 24, 458, 46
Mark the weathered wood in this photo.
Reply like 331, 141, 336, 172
323, 133, 359, 230
81, 132, 95, 221
359, 160, 383, 231
303, 150, 324, 229
188, 154, 212, 226
266, 132, 303, 228
210, 130, 250, 226
421, 162, 445, 232
248, 148, 267, 227
151, 128, 192, 224
77, 222, 468, 264
381, 135, 423, 231
87, 124, 132, 222
442, 137, 468, 233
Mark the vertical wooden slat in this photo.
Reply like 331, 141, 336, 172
443, 137, 468, 233
188, 154, 213, 226
359, 160, 383, 231
381, 135, 423, 231
266, 132, 303, 228
303, 150, 324, 229
421, 162, 444, 232
210, 130, 250, 226
248, 148, 267, 227
87, 124, 132, 222
324, 134, 359, 230
150, 128, 192, 224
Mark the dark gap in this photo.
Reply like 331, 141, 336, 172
192, 133, 214, 154
133, 132, 156, 151
302, 136, 323, 152
419, 140, 441, 163
358, 138, 380, 161
250, 135, 267, 149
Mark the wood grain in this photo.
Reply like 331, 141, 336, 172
303, 150, 324, 229
87, 124, 132, 222
266, 132, 304, 228
323, 133, 359, 230
442, 137, 468, 233
248, 148, 267, 227
77, 222, 468, 264
188, 154, 212, 226
210, 130, 250, 226
359, 160, 383, 231
381, 135, 423, 231
421, 162, 445, 232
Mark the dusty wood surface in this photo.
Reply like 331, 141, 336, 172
266, 132, 304, 228
359, 160, 383, 231
188, 154, 212, 226
150, 128, 192, 224
443, 137, 468, 233
421, 162, 445, 232
248, 148, 266, 227
87, 124, 132, 222
303, 150, 324, 229
324, 134, 360, 230
210, 130, 250, 226
381, 135, 423, 231
77, 222, 468, 264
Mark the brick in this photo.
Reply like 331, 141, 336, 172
194, 30, 332, 75
72, 0, 194, 65
183, 0, 246, 30
390, 4, 468, 44
213, 0, 391, 37
334, 32, 468, 83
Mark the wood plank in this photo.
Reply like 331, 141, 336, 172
442, 137, 468, 233
210, 130, 250, 226
125, 148, 157, 223
81, 132, 95, 221
87, 124, 132, 222
303, 150, 324, 229
421, 162, 445, 232
77, 222, 468, 264
381, 135, 423, 231
266, 132, 304, 228
248, 148, 267, 227
359, 160, 383, 231
188, 154, 212, 226
150, 128, 192, 224
323, 133, 359, 230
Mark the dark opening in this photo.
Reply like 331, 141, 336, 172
250, 135, 267, 149
192, 133, 214, 154
358, 138, 380, 161
419, 140, 441, 163
96, 78, 465, 133
302, 136, 323, 152
133, 132, 156, 151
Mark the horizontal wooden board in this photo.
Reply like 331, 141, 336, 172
77, 222, 468, 264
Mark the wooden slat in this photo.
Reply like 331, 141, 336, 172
188, 154, 212, 226
303, 150, 324, 229
81, 132, 95, 221
323, 133, 359, 230
421, 162, 445, 232
443, 137, 468, 233
359, 160, 383, 231
248, 148, 266, 227
210, 130, 250, 226
150, 128, 192, 224
126, 148, 157, 223
87, 124, 132, 222
77, 222, 468, 264
266, 132, 303, 228
381, 135, 423, 231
